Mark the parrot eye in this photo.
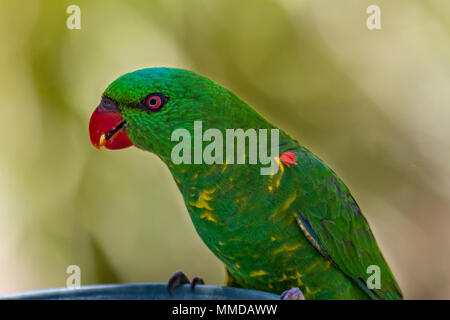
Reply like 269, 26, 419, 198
144, 93, 168, 112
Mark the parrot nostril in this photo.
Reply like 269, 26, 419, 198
100, 97, 119, 112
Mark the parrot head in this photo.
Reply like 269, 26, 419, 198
89, 67, 263, 161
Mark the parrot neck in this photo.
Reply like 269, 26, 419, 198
163, 128, 301, 194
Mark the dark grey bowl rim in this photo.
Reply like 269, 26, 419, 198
0, 283, 279, 300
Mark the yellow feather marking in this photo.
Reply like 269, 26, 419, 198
190, 188, 216, 210
273, 242, 302, 255
250, 270, 268, 277
221, 162, 228, 173
296, 271, 304, 286
305, 285, 320, 296
273, 247, 283, 255
286, 243, 302, 251
266, 157, 285, 191
305, 286, 311, 295
278, 157, 284, 173
271, 193, 297, 217
200, 211, 218, 223
270, 236, 276, 241
304, 260, 322, 273
281, 193, 296, 211
286, 214, 296, 224
191, 199, 213, 211
235, 263, 240, 269
275, 158, 284, 188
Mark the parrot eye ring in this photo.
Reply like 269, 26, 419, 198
143, 93, 168, 112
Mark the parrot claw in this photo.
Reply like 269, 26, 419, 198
167, 271, 190, 295
281, 288, 305, 300
190, 276, 205, 291
167, 271, 205, 295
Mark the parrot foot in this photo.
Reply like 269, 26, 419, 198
167, 271, 205, 295
281, 288, 305, 300
190, 276, 205, 290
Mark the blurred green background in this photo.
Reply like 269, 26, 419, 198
0, 0, 449, 299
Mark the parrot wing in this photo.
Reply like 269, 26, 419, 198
290, 149, 403, 300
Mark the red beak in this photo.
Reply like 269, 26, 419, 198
89, 105, 133, 150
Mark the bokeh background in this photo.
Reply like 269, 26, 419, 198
0, 0, 449, 299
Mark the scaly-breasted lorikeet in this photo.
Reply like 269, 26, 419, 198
89, 68, 402, 300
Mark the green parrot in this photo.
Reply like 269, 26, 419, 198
89, 67, 402, 300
